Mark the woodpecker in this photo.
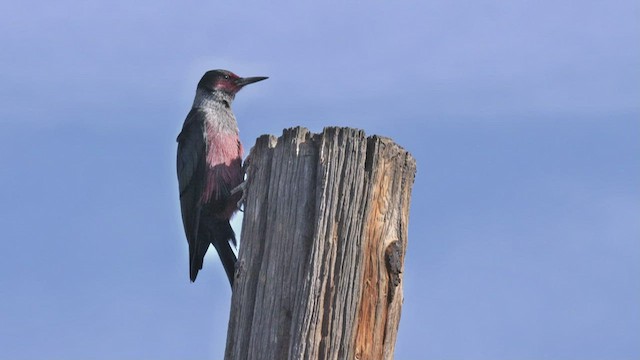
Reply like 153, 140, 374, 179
177, 69, 268, 286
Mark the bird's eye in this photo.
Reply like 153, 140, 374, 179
224, 75, 229, 79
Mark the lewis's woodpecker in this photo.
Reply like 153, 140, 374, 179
177, 69, 267, 286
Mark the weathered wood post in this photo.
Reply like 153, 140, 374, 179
225, 127, 416, 360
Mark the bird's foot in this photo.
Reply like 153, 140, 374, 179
231, 181, 248, 212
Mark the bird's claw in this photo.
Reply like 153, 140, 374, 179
231, 181, 248, 212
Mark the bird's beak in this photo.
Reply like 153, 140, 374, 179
235, 76, 269, 87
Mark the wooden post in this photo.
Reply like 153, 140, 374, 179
225, 127, 416, 360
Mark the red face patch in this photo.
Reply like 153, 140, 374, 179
214, 72, 241, 93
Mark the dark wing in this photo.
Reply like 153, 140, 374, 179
176, 109, 208, 280
177, 109, 206, 198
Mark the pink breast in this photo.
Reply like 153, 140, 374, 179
201, 131, 244, 206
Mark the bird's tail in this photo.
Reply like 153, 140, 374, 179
210, 220, 237, 286
190, 219, 238, 286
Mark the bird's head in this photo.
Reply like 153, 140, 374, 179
198, 69, 268, 96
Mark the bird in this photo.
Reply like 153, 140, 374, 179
176, 69, 268, 286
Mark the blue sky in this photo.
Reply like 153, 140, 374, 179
1, 0, 639, 359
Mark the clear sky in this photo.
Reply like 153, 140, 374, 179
1, 0, 638, 359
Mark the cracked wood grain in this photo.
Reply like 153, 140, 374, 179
225, 127, 416, 360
